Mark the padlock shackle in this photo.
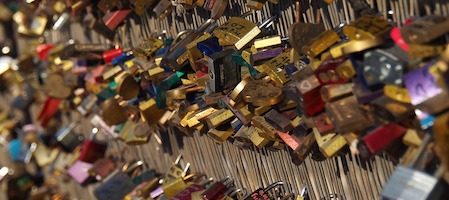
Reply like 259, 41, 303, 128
122, 160, 144, 174
263, 181, 284, 192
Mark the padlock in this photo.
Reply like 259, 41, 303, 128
404, 62, 449, 114
242, 80, 284, 107
314, 57, 353, 85
296, 74, 325, 117
248, 126, 271, 149
202, 178, 235, 200
312, 112, 335, 135
366, 95, 414, 124
408, 43, 444, 60
161, 20, 216, 70
76, 94, 98, 116
133, 36, 164, 61
233, 126, 253, 149
214, 17, 261, 50
88, 158, 116, 181
245, 181, 284, 200
357, 123, 407, 159
302, 30, 341, 58
206, 109, 234, 129
246, 0, 266, 10
135, 177, 161, 198
55, 122, 84, 152
343, 14, 393, 40
78, 128, 107, 163
153, 0, 174, 19
163, 173, 202, 198
263, 109, 293, 133
140, 98, 166, 126
44, 73, 73, 99
220, 94, 253, 125
102, 9, 132, 30
17, 15, 48, 36
208, 128, 233, 144
207, 49, 241, 92
252, 48, 284, 64
114, 71, 140, 100
325, 95, 373, 134
312, 128, 347, 158
362, 46, 407, 88
320, 82, 354, 102
101, 98, 129, 126
381, 135, 442, 200
170, 178, 214, 200
401, 15, 449, 44
130, 0, 156, 15
259, 51, 292, 86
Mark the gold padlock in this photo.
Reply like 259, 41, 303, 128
248, 126, 271, 149
140, 98, 166, 126
302, 30, 340, 58
343, 15, 393, 40
208, 129, 234, 144
162, 173, 199, 198
206, 109, 234, 128
214, 17, 261, 50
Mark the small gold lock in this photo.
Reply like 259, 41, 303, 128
139, 98, 166, 126
252, 116, 277, 139
343, 15, 393, 40
302, 30, 340, 58
248, 126, 270, 149
163, 173, 197, 198
206, 109, 235, 128
114, 72, 140, 100
208, 129, 234, 144
214, 17, 261, 50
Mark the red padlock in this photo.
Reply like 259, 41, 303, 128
36, 44, 55, 60
103, 48, 123, 63
37, 97, 61, 127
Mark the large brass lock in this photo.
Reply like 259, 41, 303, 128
213, 17, 261, 50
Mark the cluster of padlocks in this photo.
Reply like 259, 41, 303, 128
0, 0, 449, 199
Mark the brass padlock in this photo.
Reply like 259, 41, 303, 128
242, 80, 284, 107
312, 128, 346, 158
302, 30, 340, 58
208, 129, 234, 144
115, 72, 140, 100
206, 109, 234, 128
343, 15, 393, 40
214, 17, 261, 50
140, 98, 166, 126
101, 98, 129, 126
248, 126, 271, 149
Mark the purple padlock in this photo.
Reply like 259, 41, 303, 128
252, 48, 284, 62
404, 62, 441, 105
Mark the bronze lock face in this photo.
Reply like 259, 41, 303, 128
101, 98, 129, 126
115, 72, 140, 100
242, 80, 284, 107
